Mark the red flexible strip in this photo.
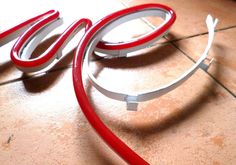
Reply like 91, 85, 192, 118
0, 10, 58, 40
73, 4, 175, 164
8, 3, 175, 72
0, 3, 176, 164
11, 18, 92, 68
97, 4, 176, 50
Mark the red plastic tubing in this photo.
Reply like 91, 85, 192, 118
0, 3, 176, 164
73, 4, 175, 164
0, 10, 58, 42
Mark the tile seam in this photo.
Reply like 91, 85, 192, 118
119, 2, 236, 43
0, 54, 104, 86
0, 66, 72, 87
170, 41, 236, 98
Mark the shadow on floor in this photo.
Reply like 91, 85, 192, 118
83, 42, 179, 164
116, 42, 224, 137
82, 41, 224, 164
0, 61, 13, 73
22, 35, 75, 93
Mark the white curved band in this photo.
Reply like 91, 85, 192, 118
86, 14, 218, 111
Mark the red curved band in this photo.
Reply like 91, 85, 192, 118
1, 3, 176, 164
11, 17, 92, 69
97, 3, 176, 50
0, 10, 57, 40
6, 3, 175, 72
10, 10, 60, 68
73, 3, 176, 164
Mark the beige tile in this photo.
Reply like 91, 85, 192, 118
0, 69, 125, 165
174, 28, 236, 95
121, 0, 236, 40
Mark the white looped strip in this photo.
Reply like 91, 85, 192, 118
85, 14, 218, 111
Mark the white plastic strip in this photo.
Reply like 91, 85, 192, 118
86, 15, 218, 111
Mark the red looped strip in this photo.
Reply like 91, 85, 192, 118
72, 4, 175, 164
0, 3, 176, 164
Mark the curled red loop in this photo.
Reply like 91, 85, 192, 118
72, 3, 176, 164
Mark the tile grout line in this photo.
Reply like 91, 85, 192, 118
118, 0, 128, 7
0, 53, 104, 87
166, 24, 236, 43
0, 65, 72, 87
168, 39, 196, 63
205, 72, 236, 98
170, 41, 236, 98
143, 23, 236, 43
